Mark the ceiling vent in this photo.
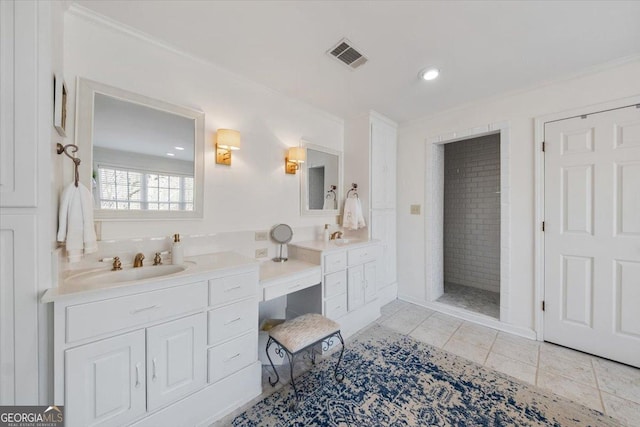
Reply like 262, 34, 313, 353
327, 38, 368, 70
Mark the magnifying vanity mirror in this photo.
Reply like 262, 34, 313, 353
271, 224, 293, 262
75, 78, 205, 220
300, 141, 342, 216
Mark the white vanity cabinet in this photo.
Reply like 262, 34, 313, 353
290, 240, 381, 338
43, 254, 261, 427
345, 111, 398, 305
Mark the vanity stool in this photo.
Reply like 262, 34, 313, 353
265, 313, 345, 408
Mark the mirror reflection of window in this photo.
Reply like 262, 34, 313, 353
308, 166, 325, 209
92, 93, 195, 212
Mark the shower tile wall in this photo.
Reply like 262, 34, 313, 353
444, 134, 500, 293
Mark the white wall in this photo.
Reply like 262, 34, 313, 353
397, 58, 640, 332
62, 8, 343, 242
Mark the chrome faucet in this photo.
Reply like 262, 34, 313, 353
133, 253, 145, 268
330, 231, 343, 240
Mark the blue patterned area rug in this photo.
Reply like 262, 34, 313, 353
229, 324, 618, 426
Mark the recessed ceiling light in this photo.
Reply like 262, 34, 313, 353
174, 146, 185, 150
420, 68, 440, 81
166, 153, 175, 157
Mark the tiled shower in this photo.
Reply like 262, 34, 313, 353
438, 133, 501, 318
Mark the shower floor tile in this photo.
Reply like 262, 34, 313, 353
437, 282, 500, 319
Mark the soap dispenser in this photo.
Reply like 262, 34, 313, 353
172, 234, 184, 265
323, 224, 330, 243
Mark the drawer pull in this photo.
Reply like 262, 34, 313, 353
224, 285, 242, 293
152, 358, 158, 381
335, 305, 341, 310
225, 353, 241, 362
130, 304, 159, 314
288, 284, 302, 290
135, 363, 142, 388
225, 317, 242, 325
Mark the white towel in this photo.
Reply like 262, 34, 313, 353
323, 197, 336, 210
342, 196, 366, 230
57, 182, 98, 262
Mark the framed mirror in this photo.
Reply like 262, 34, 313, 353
75, 78, 205, 220
300, 141, 342, 216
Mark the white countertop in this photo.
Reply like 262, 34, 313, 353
41, 251, 258, 303
290, 238, 380, 252
259, 259, 320, 285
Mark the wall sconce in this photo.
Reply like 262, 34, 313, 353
216, 129, 241, 165
285, 147, 306, 174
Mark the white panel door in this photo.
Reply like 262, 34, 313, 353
65, 330, 146, 427
146, 313, 206, 412
544, 105, 640, 367
371, 118, 397, 210
371, 209, 397, 289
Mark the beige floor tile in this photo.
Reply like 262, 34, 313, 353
443, 336, 489, 365
540, 342, 594, 365
538, 350, 597, 388
409, 322, 455, 348
450, 321, 497, 350
485, 352, 537, 385
380, 307, 433, 335
601, 392, 640, 427
537, 371, 603, 413
491, 333, 540, 366
593, 358, 640, 405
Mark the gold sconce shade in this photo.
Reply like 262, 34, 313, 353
285, 147, 306, 174
216, 129, 241, 165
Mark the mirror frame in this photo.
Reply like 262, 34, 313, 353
299, 140, 343, 216
75, 78, 205, 220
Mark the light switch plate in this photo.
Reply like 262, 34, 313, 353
410, 204, 421, 215
255, 231, 268, 241
255, 248, 268, 258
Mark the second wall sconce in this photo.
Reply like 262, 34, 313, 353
285, 147, 306, 174
216, 129, 241, 165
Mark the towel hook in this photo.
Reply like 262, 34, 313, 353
346, 183, 358, 199
57, 143, 81, 187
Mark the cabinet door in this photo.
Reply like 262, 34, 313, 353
364, 261, 377, 303
370, 119, 397, 210
146, 313, 206, 412
347, 265, 365, 311
371, 209, 397, 288
65, 330, 146, 427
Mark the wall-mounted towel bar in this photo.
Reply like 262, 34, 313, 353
346, 183, 358, 198
325, 185, 337, 200
56, 143, 81, 187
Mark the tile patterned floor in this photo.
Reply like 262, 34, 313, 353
379, 299, 640, 427
436, 281, 500, 318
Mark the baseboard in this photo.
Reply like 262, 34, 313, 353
131, 362, 262, 427
398, 294, 537, 341
377, 282, 398, 306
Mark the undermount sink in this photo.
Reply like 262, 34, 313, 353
65, 263, 190, 287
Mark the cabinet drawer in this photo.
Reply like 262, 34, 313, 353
66, 282, 207, 343
208, 298, 257, 346
324, 270, 347, 299
324, 252, 347, 274
324, 293, 347, 320
209, 271, 257, 307
262, 269, 321, 301
347, 245, 378, 266
208, 332, 257, 383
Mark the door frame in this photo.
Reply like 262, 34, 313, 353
425, 121, 512, 326
533, 94, 640, 341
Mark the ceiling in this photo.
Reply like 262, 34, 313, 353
75, 1, 640, 123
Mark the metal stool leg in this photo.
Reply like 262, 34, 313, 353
334, 331, 345, 382
266, 337, 280, 387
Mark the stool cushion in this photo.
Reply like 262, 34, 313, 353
269, 313, 340, 353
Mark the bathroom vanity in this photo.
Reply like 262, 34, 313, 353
42, 252, 261, 427
287, 239, 382, 338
